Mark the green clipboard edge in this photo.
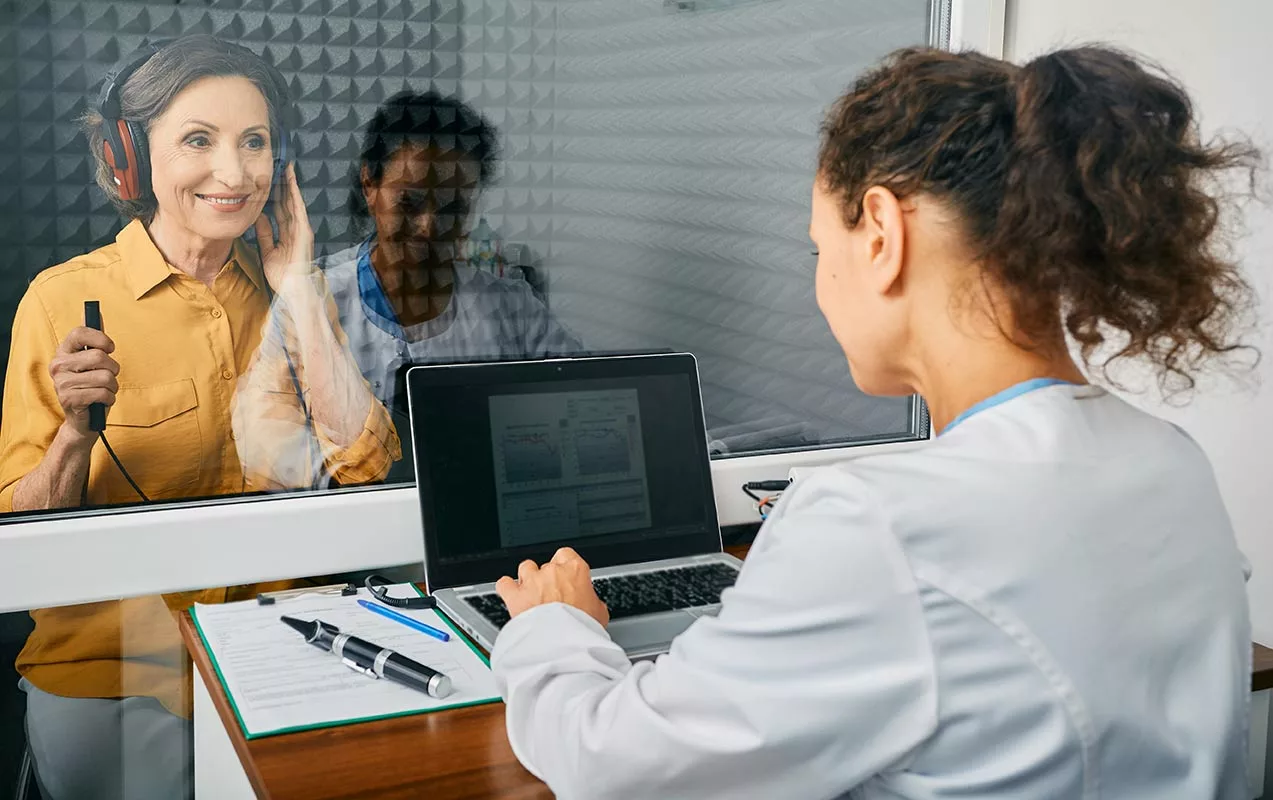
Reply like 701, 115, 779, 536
190, 583, 501, 740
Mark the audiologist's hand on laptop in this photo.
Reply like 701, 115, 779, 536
496, 548, 611, 628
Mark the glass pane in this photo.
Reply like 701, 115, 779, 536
0, 0, 934, 789
521, 0, 931, 457
0, 0, 936, 517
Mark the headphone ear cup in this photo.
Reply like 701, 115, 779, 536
103, 119, 140, 200
126, 119, 150, 199
265, 128, 291, 217
271, 154, 285, 194
275, 128, 290, 181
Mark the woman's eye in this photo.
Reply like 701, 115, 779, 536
245, 135, 267, 150
186, 135, 210, 148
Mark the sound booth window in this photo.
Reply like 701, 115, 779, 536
0, 0, 936, 521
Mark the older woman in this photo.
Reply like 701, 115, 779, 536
0, 36, 397, 799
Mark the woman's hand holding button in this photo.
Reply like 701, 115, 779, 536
49, 327, 119, 449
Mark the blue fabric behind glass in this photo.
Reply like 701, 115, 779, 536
355, 236, 404, 338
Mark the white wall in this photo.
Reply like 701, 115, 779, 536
1005, 0, 1273, 646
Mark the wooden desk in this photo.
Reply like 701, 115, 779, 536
182, 614, 543, 800
181, 543, 1273, 800
180, 544, 750, 799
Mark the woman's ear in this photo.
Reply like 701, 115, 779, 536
860, 186, 906, 295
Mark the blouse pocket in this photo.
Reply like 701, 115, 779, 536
95, 378, 202, 501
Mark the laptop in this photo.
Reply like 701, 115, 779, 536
384, 349, 676, 483
405, 353, 742, 658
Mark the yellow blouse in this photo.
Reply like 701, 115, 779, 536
0, 219, 400, 716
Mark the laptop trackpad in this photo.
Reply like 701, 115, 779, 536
608, 612, 695, 653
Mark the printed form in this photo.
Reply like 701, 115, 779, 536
192, 586, 499, 738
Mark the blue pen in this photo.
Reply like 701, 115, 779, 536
357, 599, 451, 642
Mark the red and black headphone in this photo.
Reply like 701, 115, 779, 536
97, 44, 161, 201
97, 39, 294, 202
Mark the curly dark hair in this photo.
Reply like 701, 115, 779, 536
817, 46, 1261, 392
348, 89, 500, 233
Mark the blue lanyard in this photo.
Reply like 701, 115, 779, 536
356, 236, 405, 338
940, 378, 1075, 435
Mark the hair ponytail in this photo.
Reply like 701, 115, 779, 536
818, 45, 1261, 392
996, 47, 1260, 389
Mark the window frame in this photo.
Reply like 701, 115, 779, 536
0, 436, 930, 613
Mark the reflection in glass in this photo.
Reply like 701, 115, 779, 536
323, 90, 584, 481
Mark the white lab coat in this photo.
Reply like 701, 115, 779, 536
491, 384, 1252, 799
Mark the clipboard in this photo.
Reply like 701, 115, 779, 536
190, 584, 500, 738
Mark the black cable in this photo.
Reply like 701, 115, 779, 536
78, 432, 149, 505
365, 574, 437, 609
742, 479, 791, 521
742, 479, 790, 502
101, 432, 149, 502
748, 480, 793, 492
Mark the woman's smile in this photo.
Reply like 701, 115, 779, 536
195, 192, 251, 213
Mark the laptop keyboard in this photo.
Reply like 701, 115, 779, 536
464, 562, 739, 630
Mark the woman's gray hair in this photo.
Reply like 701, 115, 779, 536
80, 35, 292, 223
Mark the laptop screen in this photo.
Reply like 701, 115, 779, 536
406, 354, 722, 590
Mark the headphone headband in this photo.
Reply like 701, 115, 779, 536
98, 42, 166, 122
